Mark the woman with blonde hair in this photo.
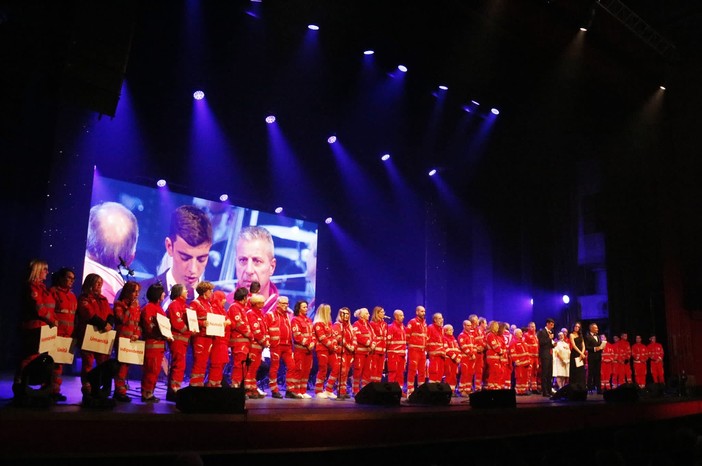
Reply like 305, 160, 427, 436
369, 306, 388, 383
313, 303, 339, 398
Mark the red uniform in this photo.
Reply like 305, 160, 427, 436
49, 284, 77, 395
313, 321, 339, 395
113, 297, 142, 396
244, 305, 269, 396
207, 293, 229, 387
426, 323, 446, 384
369, 319, 388, 383
189, 296, 214, 387
386, 321, 407, 391
17, 280, 56, 386
510, 336, 531, 394
615, 339, 632, 385
406, 316, 427, 394
472, 325, 487, 391
443, 333, 461, 390
76, 290, 114, 393
140, 302, 168, 399
265, 306, 295, 395
291, 313, 316, 396
523, 329, 540, 392
227, 301, 252, 388
352, 319, 375, 394
631, 342, 648, 388
601, 341, 616, 391
648, 341, 664, 383
166, 296, 191, 394
485, 331, 505, 390
457, 328, 476, 395
328, 321, 356, 397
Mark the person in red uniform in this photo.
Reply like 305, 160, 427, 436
500, 322, 513, 389
313, 303, 340, 398
485, 320, 505, 390
265, 295, 296, 398
166, 284, 191, 401
426, 313, 446, 384
616, 332, 632, 385
245, 293, 270, 399
609, 334, 621, 387
406, 305, 428, 396
291, 299, 315, 398
207, 290, 230, 387
457, 319, 476, 396
386, 309, 407, 395
470, 315, 488, 392
14, 259, 57, 398
49, 267, 77, 402
631, 334, 649, 389
351, 307, 375, 396
443, 324, 461, 392
189, 281, 215, 387
76, 273, 114, 396
113, 281, 142, 402
510, 328, 531, 395
648, 335, 665, 384
524, 321, 540, 394
140, 282, 170, 402
369, 306, 388, 383
329, 307, 356, 399
227, 287, 253, 388
600, 335, 615, 391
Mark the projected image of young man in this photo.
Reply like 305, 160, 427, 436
235, 225, 277, 314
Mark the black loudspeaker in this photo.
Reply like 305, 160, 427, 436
82, 358, 119, 409
13, 354, 54, 408
469, 389, 517, 408
603, 383, 639, 403
354, 382, 402, 406
551, 384, 588, 401
408, 382, 452, 406
176, 386, 246, 414
643, 382, 665, 398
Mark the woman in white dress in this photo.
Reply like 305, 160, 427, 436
552, 331, 571, 389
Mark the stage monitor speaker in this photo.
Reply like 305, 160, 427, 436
644, 382, 665, 398
408, 382, 452, 406
13, 353, 54, 408
603, 383, 639, 403
469, 389, 517, 408
82, 358, 120, 409
551, 383, 588, 401
176, 386, 246, 414
354, 382, 402, 406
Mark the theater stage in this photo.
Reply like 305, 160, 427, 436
2, 373, 702, 466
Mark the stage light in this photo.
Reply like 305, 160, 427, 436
325, 217, 333, 224
428, 169, 437, 176
219, 194, 228, 202
265, 115, 276, 124
398, 65, 408, 73
193, 90, 205, 100
308, 24, 319, 30
530, 298, 534, 306
381, 153, 390, 161
660, 85, 666, 91
364, 50, 374, 55
156, 179, 167, 187
562, 294, 570, 304
462, 105, 472, 112
327, 135, 337, 144
491, 108, 500, 115
438, 85, 448, 91
471, 100, 480, 106
274, 206, 283, 214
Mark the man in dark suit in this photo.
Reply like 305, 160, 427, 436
584, 322, 603, 393
537, 318, 556, 397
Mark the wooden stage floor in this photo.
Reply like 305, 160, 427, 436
2, 373, 702, 466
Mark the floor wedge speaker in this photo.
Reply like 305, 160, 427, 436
603, 383, 639, 403
408, 382, 452, 406
355, 382, 402, 406
176, 386, 246, 414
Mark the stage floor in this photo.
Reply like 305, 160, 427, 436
2, 373, 702, 466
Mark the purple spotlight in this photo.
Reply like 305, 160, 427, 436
438, 85, 448, 90
491, 108, 500, 115
308, 24, 319, 30
193, 90, 205, 100
462, 105, 472, 113
397, 65, 408, 73
363, 50, 374, 55
381, 153, 390, 161
219, 194, 228, 202
156, 179, 167, 188
428, 169, 437, 176
530, 298, 534, 306
562, 294, 570, 304
265, 115, 276, 124
274, 206, 283, 214
327, 135, 337, 144
325, 217, 333, 224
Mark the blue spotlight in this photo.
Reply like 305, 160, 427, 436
491, 108, 500, 115
219, 194, 228, 202
193, 90, 205, 100
428, 169, 437, 176
562, 294, 570, 304
471, 100, 480, 106
327, 135, 337, 144
381, 153, 390, 161
265, 115, 276, 124
363, 50, 374, 55
308, 24, 319, 30
274, 206, 283, 214
397, 65, 408, 73
530, 298, 534, 306
325, 217, 333, 224
438, 85, 448, 90
156, 179, 167, 188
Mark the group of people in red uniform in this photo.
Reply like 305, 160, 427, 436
15, 258, 667, 405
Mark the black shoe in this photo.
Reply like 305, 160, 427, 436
52, 393, 67, 402
141, 395, 160, 403
166, 390, 177, 402
271, 391, 283, 399
285, 391, 302, 399
113, 393, 131, 403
